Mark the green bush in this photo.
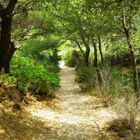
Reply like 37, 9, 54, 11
10, 53, 60, 98
63, 50, 82, 67
21, 38, 61, 73
112, 67, 132, 87
108, 43, 140, 67
76, 67, 97, 91
5, 37, 61, 98
75, 64, 132, 99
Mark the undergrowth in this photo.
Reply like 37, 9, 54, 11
75, 63, 140, 139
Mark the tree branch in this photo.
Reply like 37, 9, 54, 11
62, 37, 84, 54
74, 40, 84, 54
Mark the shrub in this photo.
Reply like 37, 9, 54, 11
63, 50, 82, 67
29, 65, 60, 97
76, 64, 133, 105
10, 53, 60, 98
76, 67, 97, 91
21, 38, 61, 73
92, 66, 134, 105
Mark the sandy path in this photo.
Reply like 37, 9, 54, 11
26, 67, 117, 140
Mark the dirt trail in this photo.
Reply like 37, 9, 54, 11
26, 67, 117, 140
0, 66, 117, 140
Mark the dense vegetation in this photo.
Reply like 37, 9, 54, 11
0, 0, 140, 139
0, 0, 140, 97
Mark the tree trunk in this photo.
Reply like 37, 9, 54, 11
4, 42, 16, 74
98, 36, 104, 65
122, 11, 139, 96
77, 16, 90, 66
123, 27, 139, 96
0, 0, 17, 75
83, 46, 90, 66
74, 40, 84, 54
93, 41, 98, 67
128, 44, 138, 95
92, 40, 102, 84
0, 14, 12, 74
3, 62, 10, 74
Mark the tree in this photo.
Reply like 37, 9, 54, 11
107, 0, 140, 95
47, 0, 93, 66
121, 3, 140, 95
86, 0, 140, 95
0, 0, 47, 74
0, 0, 18, 74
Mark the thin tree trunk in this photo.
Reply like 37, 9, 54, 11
93, 41, 98, 67
68, 38, 84, 54
129, 43, 138, 95
98, 36, 104, 65
83, 46, 90, 66
77, 15, 90, 66
92, 40, 102, 83
122, 14, 139, 96
124, 28, 139, 95
74, 40, 84, 54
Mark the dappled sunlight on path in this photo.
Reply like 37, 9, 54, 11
0, 66, 119, 140
26, 66, 118, 140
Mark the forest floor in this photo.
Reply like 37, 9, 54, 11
0, 66, 137, 140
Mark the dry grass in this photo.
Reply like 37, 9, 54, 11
104, 96, 140, 140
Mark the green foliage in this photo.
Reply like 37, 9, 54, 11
10, 53, 60, 97
95, 66, 133, 100
76, 67, 96, 91
63, 50, 82, 67
0, 75, 17, 85
75, 64, 133, 99
108, 44, 132, 67
112, 67, 132, 87
4, 37, 61, 98
1, 0, 140, 100
21, 37, 61, 73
